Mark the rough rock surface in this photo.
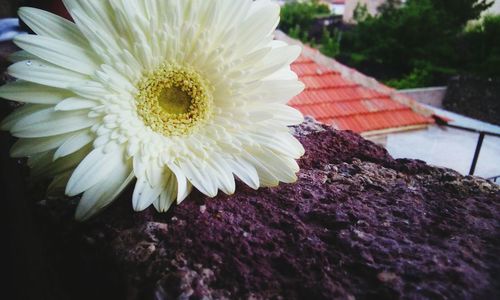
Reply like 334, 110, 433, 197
443, 75, 500, 126
34, 119, 500, 300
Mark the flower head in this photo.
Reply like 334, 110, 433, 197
0, 0, 305, 220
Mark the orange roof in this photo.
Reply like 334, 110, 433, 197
288, 54, 433, 134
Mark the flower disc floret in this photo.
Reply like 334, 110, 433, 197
136, 65, 213, 137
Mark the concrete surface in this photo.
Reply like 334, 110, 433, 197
386, 106, 500, 180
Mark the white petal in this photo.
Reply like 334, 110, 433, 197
0, 104, 49, 130
269, 40, 288, 49
244, 46, 301, 82
10, 107, 95, 138
265, 44, 300, 66
248, 0, 276, 16
226, 156, 260, 190
133, 155, 147, 178
31, 145, 91, 180
265, 66, 298, 81
249, 80, 304, 103
14, 34, 98, 75
168, 162, 191, 204
252, 150, 299, 184
76, 161, 133, 221
232, 47, 272, 71
8, 60, 87, 89
181, 182, 193, 204
68, 81, 109, 100
267, 104, 304, 126
66, 146, 125, 196
249, 131, 305, 159
146, 161, 164, 187
98, 64, 135, 92
68, 7, 123, 61
132, 177, 163, 212
237, 1, 279, 52
180, 159, 218, 197
64, 1, 119, 43
0, 81, 71, 104
8, 50, 36, 63
10, 131, 81, 158
216, 1, 252, 37
54, 130, 94, 160
55, 97, 98, 111
18, 7, 88, 47
154, 172, 177, 213
242, 151, 280, 187
209, 154, 236, 195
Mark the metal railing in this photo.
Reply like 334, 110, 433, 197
487, 175, 500, 183
433, 116, 500, 178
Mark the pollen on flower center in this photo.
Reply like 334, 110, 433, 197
158, 86, 192, 114
135, 65, 213, 136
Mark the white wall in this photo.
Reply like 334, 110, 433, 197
332, 4, 345, 15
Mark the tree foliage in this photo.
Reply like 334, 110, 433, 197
320, 28, 341, 58
280, 0, 330, 36
279, 0, 497, 89
339, 0, 494, 88
280, 1, 341, 57
460, 15, 500, 78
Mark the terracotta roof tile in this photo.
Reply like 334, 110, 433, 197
291, 62, 332, 77
288, 55, 433, 133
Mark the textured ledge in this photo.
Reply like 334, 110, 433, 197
34, 119, 500, 300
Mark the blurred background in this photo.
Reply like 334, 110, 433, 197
0, 0, 68, 18
276, 0, 500, 182
278, 0, 500, 90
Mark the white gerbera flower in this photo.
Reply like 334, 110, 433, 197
0, 0, 305, 221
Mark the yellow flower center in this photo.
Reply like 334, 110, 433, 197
136, 65, 213, 136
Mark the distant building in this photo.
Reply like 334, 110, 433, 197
320, 0, 346, 15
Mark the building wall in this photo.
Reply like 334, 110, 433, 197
332, 4, 346, 15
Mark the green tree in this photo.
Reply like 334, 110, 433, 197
353, 3, 369, 22
280, 0, 330, 42
320, 28, 341, 58
339, 0, 493, 88
460, 15, 500, 78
